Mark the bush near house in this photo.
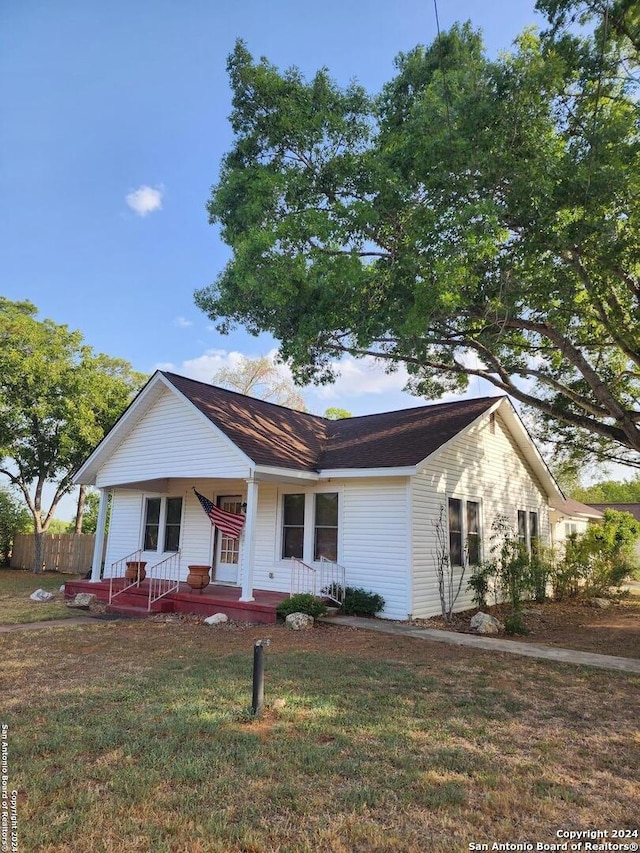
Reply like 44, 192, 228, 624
341, 587, 385, 617
553, 509, 640, 599
276, 594, 327, 620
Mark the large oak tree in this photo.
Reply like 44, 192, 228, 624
196, 7, 639, 468
0, 298, 146, 572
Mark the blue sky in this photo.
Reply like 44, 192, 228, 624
1, 0, 547, 516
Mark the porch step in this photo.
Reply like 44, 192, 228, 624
105, 603, 152, 619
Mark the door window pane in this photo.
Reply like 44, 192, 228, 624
529, 511, 539, 555
517, 510, 527, 550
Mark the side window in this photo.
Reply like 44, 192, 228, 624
466, 501, 480, 565
517, 510, 527, 550
282, 494, 305, 559
529, 511, 539, 556
448, 498, 463, 566
144, 498, 161, 550
314, 493, 338, 561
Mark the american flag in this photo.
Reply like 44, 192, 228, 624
193, 489, 246, 539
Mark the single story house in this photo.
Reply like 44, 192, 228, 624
74, 370, 566, 620
549, 498, 604, 550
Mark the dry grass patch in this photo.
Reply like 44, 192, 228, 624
2, 619, 638, 852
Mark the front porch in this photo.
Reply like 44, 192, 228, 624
64, 578, 288, 624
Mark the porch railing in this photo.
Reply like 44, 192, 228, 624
148, 550, 181, 611
290, 557, 316, 597
290, 556, 346, 606
108, 549, 145, 604
319, 556, 346, 605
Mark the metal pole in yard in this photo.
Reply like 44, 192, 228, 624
251, 639, 270, 716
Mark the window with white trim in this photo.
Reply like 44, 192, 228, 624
282, 494, 305, 559
517, 509, 539, 556
448, 497, 481, 567
314, 492, 338, 561
143, 496, 183, 552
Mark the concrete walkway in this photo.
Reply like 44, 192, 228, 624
326, 615, 640, 674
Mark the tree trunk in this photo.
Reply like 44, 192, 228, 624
74, 484, 87, 534
33, 529, 45, 574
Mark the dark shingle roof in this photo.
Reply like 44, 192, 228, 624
588, 503, 640, 522
162, 371, 498, 472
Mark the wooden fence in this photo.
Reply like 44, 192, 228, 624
10, 533, 96, 574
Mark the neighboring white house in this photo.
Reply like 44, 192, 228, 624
74, 371, 566, 620
549, 498, 604, 553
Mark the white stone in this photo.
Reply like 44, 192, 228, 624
67, 593, 98, 608
59, 585, 66, 593
470, 612, 503, 634
204, 613, 229, 625
591, 597, 611, 609
30, 589, 55, 602
285, 612, 315, 631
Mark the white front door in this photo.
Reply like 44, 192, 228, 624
214, 495, 242, 584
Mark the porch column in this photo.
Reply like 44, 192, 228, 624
89, 488, 109, 582
239, 477, 258, 602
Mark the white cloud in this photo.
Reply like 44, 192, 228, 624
313, 355, 410, 400
174, 316, 193, 328
125, 184, 164, 217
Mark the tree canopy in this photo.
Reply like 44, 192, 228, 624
196, 8, 640, 469
0, 298, 146, 571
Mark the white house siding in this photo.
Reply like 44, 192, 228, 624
341, 478, 411, 620
96, 387, 250, 488
244, 479, 411, 619
411, 413, 551, 619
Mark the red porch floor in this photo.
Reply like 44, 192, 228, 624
64, 578, 288, 624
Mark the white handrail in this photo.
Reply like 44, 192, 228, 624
319, 556, 346, 604
147, 550, 181, 610
108, 549, 145, 604
290, 557, 316, 597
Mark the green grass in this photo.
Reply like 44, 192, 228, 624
0, 567, 81, 624
2, 619, 639, 852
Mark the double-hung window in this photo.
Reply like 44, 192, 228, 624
143, 496, 183, 553
282, 494, 305, 559
517, 509, 539, 556
280, 491, 340, 562
448, 497, 481, 567
314, 493, 338, 561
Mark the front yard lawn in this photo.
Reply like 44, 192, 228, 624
0, 568, 81, 624
2, 618, 638, 852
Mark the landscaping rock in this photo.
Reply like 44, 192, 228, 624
30, 589, 55, 602
591, 598, 611, 609
66, 593, 98, 609
204, 613, 229, 625
470, 612, 503, 634
285, 612, 315, 631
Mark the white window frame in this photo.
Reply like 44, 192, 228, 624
447, 496, 483, 568
141, 494, 184, 554
277, 487, 341, 565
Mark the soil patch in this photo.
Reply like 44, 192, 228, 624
415, 596, 640, 658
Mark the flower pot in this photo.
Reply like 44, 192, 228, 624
125, 561, 147, 584
187, 564, 211, 591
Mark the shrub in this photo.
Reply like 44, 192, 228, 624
552, 510, 640, 599
467, 563, 494, 609
504, 610, 528, 636
276, 594, 327, 620
341, 587, 385, 617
